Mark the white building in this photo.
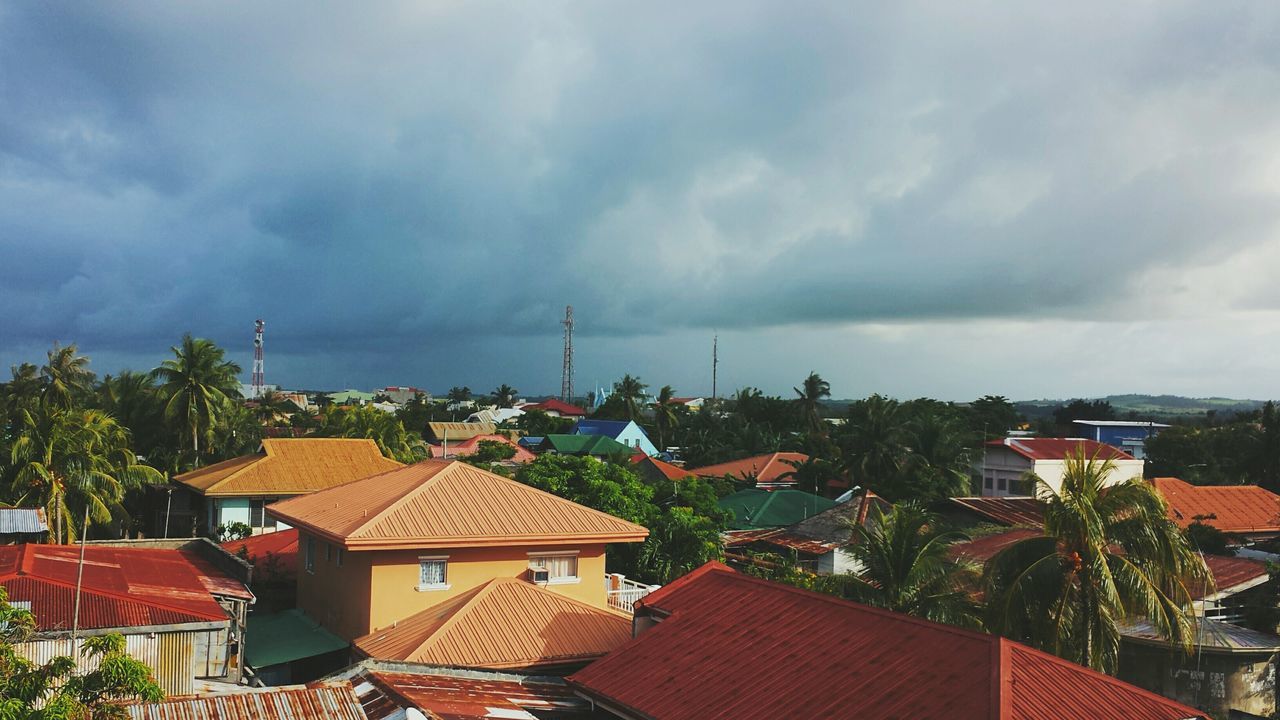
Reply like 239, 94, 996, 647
979, 437, 1144, 497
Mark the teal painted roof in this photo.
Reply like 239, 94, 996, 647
540, 434, 635, 456
718, 489, 839, 530
245, 609, 348, 668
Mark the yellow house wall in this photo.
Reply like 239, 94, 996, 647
297, 532, 608, 641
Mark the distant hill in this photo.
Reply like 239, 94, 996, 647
1015, 394, 1265, 419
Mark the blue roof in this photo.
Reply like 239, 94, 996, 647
574, 419, 631, 439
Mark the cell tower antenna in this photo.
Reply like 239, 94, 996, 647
712, 334, 718, 400
251, 319, 265, 398
561, 306, 574, 402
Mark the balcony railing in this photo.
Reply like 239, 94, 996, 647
605, 573, 660, 614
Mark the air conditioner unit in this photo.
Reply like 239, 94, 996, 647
530, 568, 550, 583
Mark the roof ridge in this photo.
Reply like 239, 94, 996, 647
202, 446, 272, 494
349, 461, 456, 538
406, 580, 497, 659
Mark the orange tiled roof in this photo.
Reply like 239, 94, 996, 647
267, 460, 650, 550
353, 577, 631, 670
690, 452, 809, 485
1152, 477, 1280, 534
173, 439, 402, 497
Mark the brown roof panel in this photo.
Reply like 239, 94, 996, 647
1152, 477, 1280, 534
124, 685, 366, 720
173, 438, 402, 497
951, 496, 1046, 526
348, 666, 589, 720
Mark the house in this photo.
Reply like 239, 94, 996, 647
724, 489, 889, 574
666, 397, 704, 411
689, 452, 810, 490
438, 433, 537, 464
0, 540, 254, 695
1151, 476, 1280, 540
243, 607, 350, 686
0, 508, 48, 544
426, 421, 497, 446
266, 460, 649, 644
1072, 420, 1170, 459
717, 488, 837, 531
351, 577, 631, 672
170, 438, 402, 537
573, 419, 659, 457
539, 434, 638, 458
328, 390, 377, 406
979, 437, 1143, 497
222, 527, 300, 612
465, 407, 525, 425
631, 455, 692, 485
524, 399, 588, 418
567, 562, 1207, 720
124, 684, 367, 720
380, 386, 429, 404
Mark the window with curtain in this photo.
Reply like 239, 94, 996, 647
529, 554, 578, 582
418, 557, 448, 589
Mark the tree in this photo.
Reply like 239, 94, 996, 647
890, 412, 974, 501
652, 386, 680, 452
779, 455, 840, 496
10, 407, 164, 543
489, 385, 519, 409
316, 405, 429, 464
446, 386, 472, 404
984, 450, 1209, 674
462, 439, 518, 468
793, 371, 831, 433
1051, 399, 1116, 429
638, 507, 722, 584
2, 586, 164, 717
612, 375, 648, 421
841, 503, 982, 628
968, 395, 1021, 440
40, 342, 96, 410
152, 334, 242, 462
394, 392, 434, 440
512, 409, 575, 437
839, 394, 905, 496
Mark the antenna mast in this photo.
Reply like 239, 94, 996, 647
251, 319, 265, 398
561, 306, 574, 402
712, 334, 718, 399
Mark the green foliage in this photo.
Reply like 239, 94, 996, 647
1182, 521, 1234, 556
489, 385, 519, 409
217, 521, 253, 542
511, 409, 575, 437
151, 334, 243, 462
967, 395, 1022, 440
651, 386, 681, 452
793, 371, 831, 433
611, 375, 648, 421
638, 507, 722, 584
461, 440, 517, 468
316, 405, 429, 464
393, 392, 434, 439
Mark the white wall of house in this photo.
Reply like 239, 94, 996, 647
209, 497, 292, 536
979, 447, 1144, 497
817, 549, 861, 575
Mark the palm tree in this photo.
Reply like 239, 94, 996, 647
983, 450, 1209, 674
40, 342, 95, 409
841, 502, 982, 627
840, 394, 905, 497
490, 384, 519, 409
779, 456, 839, 495
318, 404, 429, 464
793, 372, 831, 433
10, 407, 163, 543
446, 386, 472, 404
653, 385, 680, 452
152, 334, 242, 461
613, 375, 648, 421
892, 412, 974, 501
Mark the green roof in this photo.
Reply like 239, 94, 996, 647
718, 489, 839, 530
540, 434, 635, 456
245, 609, 348, 668
328, 390, 376, 404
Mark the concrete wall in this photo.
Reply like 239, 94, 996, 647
1120, 640, 1276, 719
296, 531, 608, 641
615, 423, 659, 456
979, 447, 1144, 497
210, 497, 293, 536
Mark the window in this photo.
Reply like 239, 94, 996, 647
418, 557, 449, 590
983, 476, 993, 490
529, 553, 579, 584
336, 548, 345, 567
997, 477, 1008, 491
304, 537, 316, 574
250, 499, 264, 528
325, 543, 332, 562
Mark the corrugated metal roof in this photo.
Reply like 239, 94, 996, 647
246, 608, 349, 668
989, 437, 1136, 462
428, 422, 497, 441
354, 578, 631, 670
1152, 477, 1280, 534
268, 460, 649, 550
0, 544, 239, 631
124, 684, 367, 720
717, 488, 837, 530
539, 434, 635, 455
570, 563, 1207, 720
631, 456, 693, 483
690, 452, 810, 485
1198, 553, 1269, 599
339, 664, 589, 720
948, 528, 1044, 564
951, 496, 1046, 526
439, 434, 536, 463
173, 438, 402, 497
221, 528, 299, 575
0, 508, 48, 534
1122, 617, 1280, 653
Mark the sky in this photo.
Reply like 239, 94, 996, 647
4, 2, 1280, 401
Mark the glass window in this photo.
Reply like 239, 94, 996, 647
249, 499, 264, 528
418, 558, 448, 589
529, 554, 579, 583
983, 476, 993, 489
336, 548, 344, 567
997, 477, 1008, 491
304, 537, 315, 574
325, 544, 332, 562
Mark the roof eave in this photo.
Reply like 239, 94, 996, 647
339, 532, 650, 550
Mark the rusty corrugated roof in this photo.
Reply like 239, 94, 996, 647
341, 664, 589, 720
951, 496, 1046, 526
173, 438, 402, 497
353, 577, 631, 670
571, 563, 1207, 720
1152, 477, 1280, 534
124, 684, 367, 720
268, 460, 649, 549
690, 452, 810, 485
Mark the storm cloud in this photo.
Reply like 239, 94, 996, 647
4, 2, 1280, 399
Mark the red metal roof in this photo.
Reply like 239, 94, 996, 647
571, 563, 1207, 720
526, 399, 587, 416
222, 528, 299, 575
1198, 554, 1269, 599
0, 544, 235, 632
951, 496, 1046, 526
352, 668, 589, 720
948, 529, 1044, 564
439, 434, 537, 463
1152, 477, 1280, 534
689, 452, 809, 486
988, 437, 1135, 462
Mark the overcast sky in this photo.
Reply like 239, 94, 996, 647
4, 2, 1280, 401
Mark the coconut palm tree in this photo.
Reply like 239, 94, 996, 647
40, 342, 95, 410
983, 450, 1209, 674
9, 406, 163, 543
318, 404, 428, 464
152, 334, 242, 461
653, 385, 680, 452
490, 384, 519, 409
779, 455, 839, 496
613, 375, 648, 421
840, 394, 905, 497
841, 502, 982, 628
891, 411, 974, 501
793, 372, 831, 433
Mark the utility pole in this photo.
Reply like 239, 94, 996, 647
711, 334, 718, 400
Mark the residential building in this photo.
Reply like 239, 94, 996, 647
1, 540, 253, 694
1072, 420, 1170, 459
631, 455, 692, 485
380, 386, 429, 404
717, 488, 837, 531
328, 390, 377, 406
523, 399, 588, 418
573, 419, 659, 456
947, 496, 1045, 527
690, 452, 810, 490
266, 460, 649, 643
437, 433, 537, 464
724, 489, 889, 574
1151, 476, 1280, 540
0, 508, 48, 544
979, 437, 1142, 497
426, 421, 497, 446
567, 562, 1207, 720
666, 397, 704, 411
244, 608, 349, 685
538, 434, 637, 459
465, 407, 524, 425
170, 438, 402, 537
